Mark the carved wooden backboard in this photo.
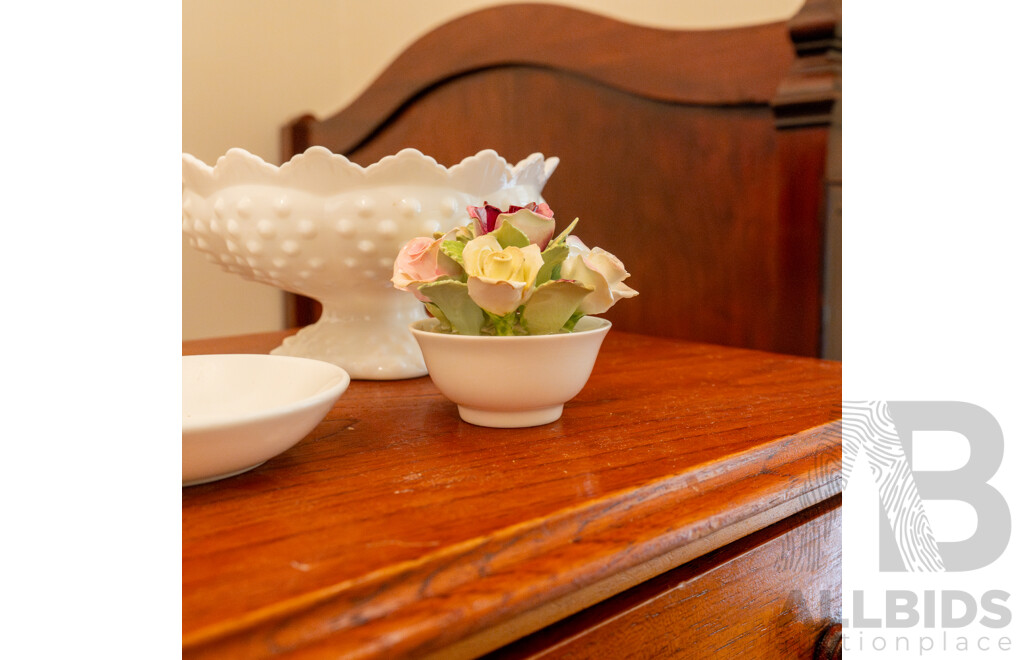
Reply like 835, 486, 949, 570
284, 1, 841, 357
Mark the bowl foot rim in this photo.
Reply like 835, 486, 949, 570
456, 404, 564, 428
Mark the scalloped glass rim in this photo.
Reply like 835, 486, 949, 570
181, 146, 560, 198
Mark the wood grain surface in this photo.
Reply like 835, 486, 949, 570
182, 329, 840, 658
485, 497, 841, 659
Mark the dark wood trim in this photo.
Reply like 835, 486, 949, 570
772, 0, 841, 127
772, 0, 842, 358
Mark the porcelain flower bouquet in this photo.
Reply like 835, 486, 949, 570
394, 202, 637, 427
392, 203, 637, 335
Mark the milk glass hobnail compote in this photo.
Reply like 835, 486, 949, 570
182, 147, 558, 379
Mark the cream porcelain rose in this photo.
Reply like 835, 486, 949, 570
462, 236, 544, 315
561, 236, 639, 314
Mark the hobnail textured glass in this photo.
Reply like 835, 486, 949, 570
182, 147, 559, 379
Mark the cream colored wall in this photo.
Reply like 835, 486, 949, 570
182, 0, 803, 340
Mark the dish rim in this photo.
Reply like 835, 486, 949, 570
182, 353, 350, 433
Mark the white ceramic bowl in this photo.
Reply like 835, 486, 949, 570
410, 316, 611, 428
182, 354, 350, 486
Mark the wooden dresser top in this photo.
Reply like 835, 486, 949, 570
182, 329, 841, 658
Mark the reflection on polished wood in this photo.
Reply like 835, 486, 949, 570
183, 329, 840, 658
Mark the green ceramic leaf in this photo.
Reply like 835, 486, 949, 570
418, 280, 484, 335
441, 240, 465, 266
535, 242, 569, 286
550, 217, 579, 246
521, 280, 593, 335
490, 221, 530, 249
562, 310, 586, 332
423, 302, 451, 332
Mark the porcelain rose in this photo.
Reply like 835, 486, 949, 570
561, 236, 639, 314
392, 236, 461, 301
462, 235, 544, 315
468, 203, 556, 249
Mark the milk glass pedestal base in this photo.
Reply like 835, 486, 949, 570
271, 293, 430, 379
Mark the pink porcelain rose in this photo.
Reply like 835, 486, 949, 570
391, 236, 461, 301
467, 202, 556, 249
560, 236, 638, 314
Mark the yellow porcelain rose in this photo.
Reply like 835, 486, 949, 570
462, 235, 544, 316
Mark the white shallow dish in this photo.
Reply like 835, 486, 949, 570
182, 354, 350, 486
